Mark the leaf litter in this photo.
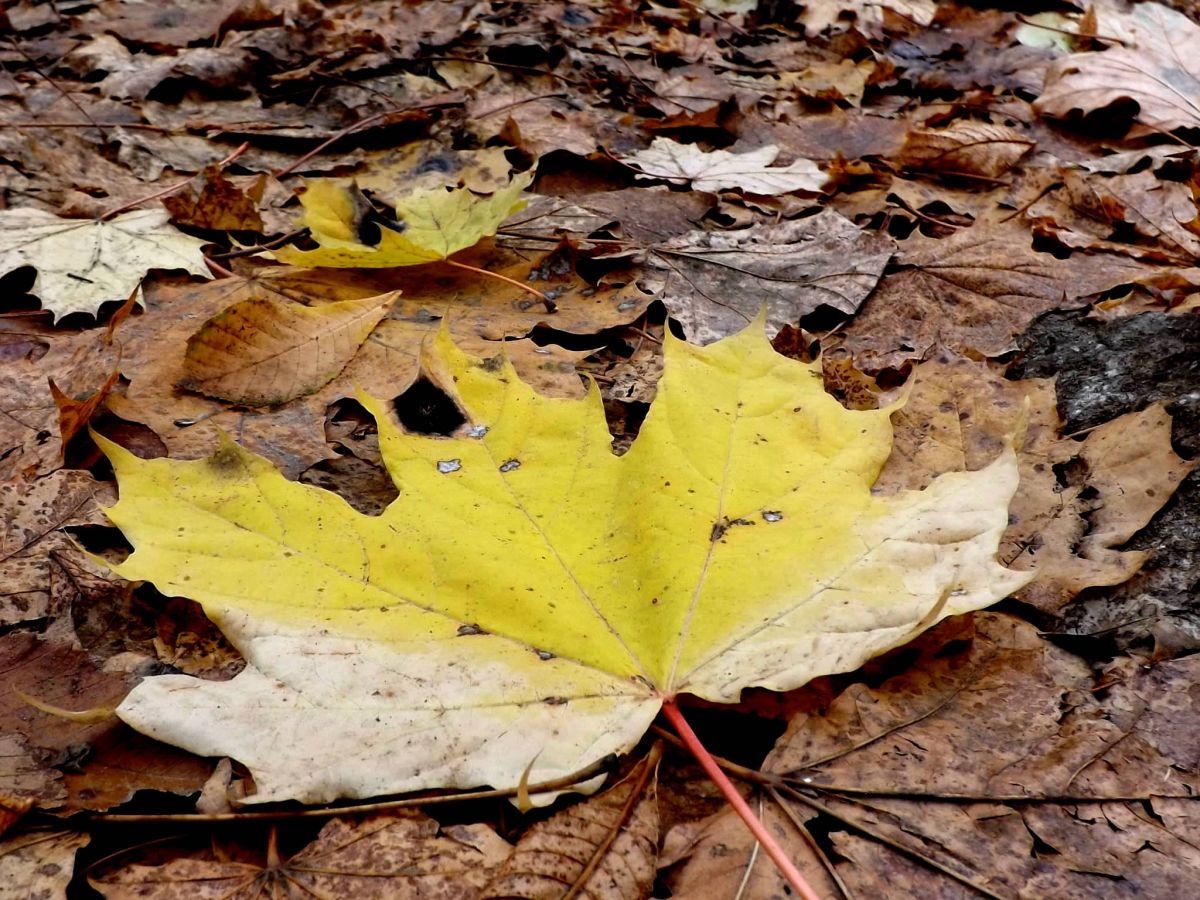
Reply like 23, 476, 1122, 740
2, 0, 1200, 895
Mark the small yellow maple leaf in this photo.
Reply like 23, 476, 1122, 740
99, 321, 1031, 805
272, 173, 533, 268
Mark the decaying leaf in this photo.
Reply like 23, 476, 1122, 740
103, 322, 1029, 804
1016, 164, 1200, 264
648, 209, 895, 344
0, 209, 210, 321
91, 811, 511, 899
797, 0, 937, 37
180, 291, 397, 406
162, 164, 265, 232
667, 613, 1200, 896
483, 751, 659, 899
836, 220, 1158, 372
0, 830, 89, 900
877, 351, 1194, 612
1035, 2, 1200, 133
271, 173, 533, 268
0, 470, 114, 628
896, 121, 1034, 180
622, 139, 827, 194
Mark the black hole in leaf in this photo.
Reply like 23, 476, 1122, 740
393, 378, 467, 436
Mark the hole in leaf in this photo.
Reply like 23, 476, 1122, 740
393, 377, 467, 435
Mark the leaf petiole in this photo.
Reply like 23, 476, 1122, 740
661, 698, 824, 900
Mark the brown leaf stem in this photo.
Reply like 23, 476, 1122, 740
442, 258, 556, 311
661, 698, 823, 900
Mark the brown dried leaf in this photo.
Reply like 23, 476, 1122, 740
836, 220, 1160, 372
180, 292, 396, 406
876, 351, 1194, 612
1035, 3, 1200, 133
91, 812, 511, 899
896, 121, 1034, 180
0, 830, 89, 897
759, 614, 1200, 895
484, 753, 659, 900
649, 209, 895, 344
0, 470, 114, 629
162, 164, 265, 232
1018, 165, 1200, 264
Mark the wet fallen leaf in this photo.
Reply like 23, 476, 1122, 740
483, 751, 659, 899
648, 209, 895, 344
836, 219, 1159, 372
877, 351, 1194, 612
667, 613, 1200, 896
91, 811, 511, 899
0, 830, 89, 899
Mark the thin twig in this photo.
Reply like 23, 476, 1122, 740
442, 258, 556, 311
81, 754, 617, 825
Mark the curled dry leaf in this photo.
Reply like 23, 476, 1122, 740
1035, 2, 1200, 133
91, 812, 511, 899
622, 139, 827, 195
483, 751, 659, 899
649, 208, 895, 344
1016, 165, 1200, 264
876, 351, 1193, 612
103, 323, 1028, 805
180, 291, 397, 406
896, 121, 1034, 180
0, 209, 210, 321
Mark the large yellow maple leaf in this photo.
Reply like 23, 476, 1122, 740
271, 173, 532, 268
101, 323, 1031, 804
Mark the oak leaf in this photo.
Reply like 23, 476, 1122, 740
271, 173, 532, 268
102, 322, 1030, 804
0, 209, 210, 321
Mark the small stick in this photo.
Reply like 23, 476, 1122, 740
661, 698, 823, 900
442, 258, 556, 311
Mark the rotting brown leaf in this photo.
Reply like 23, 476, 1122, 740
876, 351, 1194, 612
483, 751, 660, 900
91, 812, 512, 899
836, 219, 1161, 372
648, 208, 895, 344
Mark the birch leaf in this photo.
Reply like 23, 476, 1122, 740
271, 173, 532, 268
101, 321, 1031, 805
